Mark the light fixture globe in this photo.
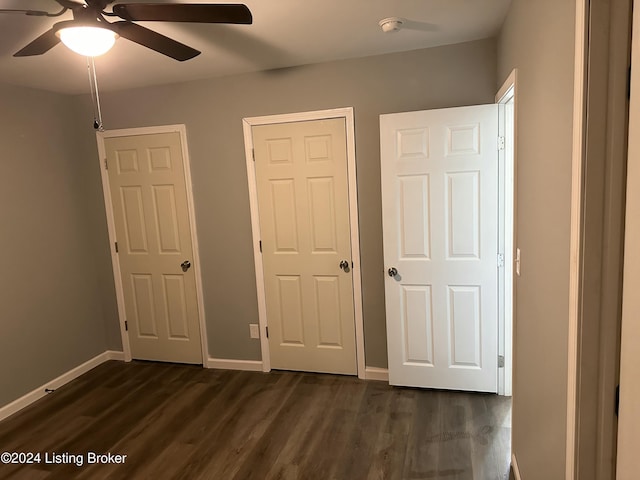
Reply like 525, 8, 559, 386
55, 22, 118, 57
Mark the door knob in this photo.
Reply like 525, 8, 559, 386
388, 267, 398, 277
180, 260, 191, 272
339, 260, 350, 272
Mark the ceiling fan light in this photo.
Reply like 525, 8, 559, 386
57, 26, 118, 57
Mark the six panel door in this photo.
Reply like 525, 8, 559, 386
105, 132, 202, 364
253, 118, 357, 375
380, 105, 499, 392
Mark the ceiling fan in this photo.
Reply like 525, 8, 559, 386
2, 1, 252, 60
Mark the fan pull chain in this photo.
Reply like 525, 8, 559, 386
86, 56, 104, 132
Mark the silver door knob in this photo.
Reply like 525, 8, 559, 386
339, 260, 350, 272
388, 267, 398, 277
181, 260, 191, 272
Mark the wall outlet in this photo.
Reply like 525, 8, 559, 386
249, 324, 260, 339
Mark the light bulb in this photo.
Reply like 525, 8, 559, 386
57, 26, 117, 57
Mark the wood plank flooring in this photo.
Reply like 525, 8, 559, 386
0, 361, 511, 480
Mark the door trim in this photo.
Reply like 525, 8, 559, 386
618, 2, 640, 475
95, 124, 208, 364
567, 0, 588, 477
496, 69, 517, 397
242, 107, 365, 379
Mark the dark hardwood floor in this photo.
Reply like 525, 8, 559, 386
0, 361, 511, 479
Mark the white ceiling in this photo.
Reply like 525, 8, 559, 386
0, 0, 512, 95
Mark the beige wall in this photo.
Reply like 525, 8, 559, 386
0, 83, 111, 407
77, 39, 498, 367
497, 0, 576, 478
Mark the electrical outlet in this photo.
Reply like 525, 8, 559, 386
249, 324, 260, 339
515, 248, 521, 276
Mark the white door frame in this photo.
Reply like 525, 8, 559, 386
617, 1, 640, 476
242, 107, 366, 379
496, 69, 517, 397
95, 124, 209, 364
566, 0, 589, 477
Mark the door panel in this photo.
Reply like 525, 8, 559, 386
314, 275, 342, 346
448, 285, 481, 367
105, 132, 202, 364
446, 171, 480, 257
253, 118, 357, 375
399, 175, 431, 258
380, 105, 499, 392
401, 285, 434, 364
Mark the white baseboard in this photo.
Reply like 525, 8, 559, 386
106, 350, 125, 361
206, 357, 264, 372
364, 367, 389, 382
0, 350, 124, 422
206, 358, 387, 379
511, 453, 522, 480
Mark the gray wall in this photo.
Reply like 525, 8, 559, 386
77, 39, 497, 367
497, 1, 575, 478
0, 83, 111, 407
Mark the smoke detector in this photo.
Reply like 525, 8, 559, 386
379, 17, 404, 33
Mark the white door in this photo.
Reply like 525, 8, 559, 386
380, 105, 499, 392
252, 118, 357, 375
105, 132, 202, 364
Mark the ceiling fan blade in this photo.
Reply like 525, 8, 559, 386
14, 28, 60, 57
111, 22, 201, 61
0, 8, 57, 16
112, 3, 252, 24
54, 0, 85, 9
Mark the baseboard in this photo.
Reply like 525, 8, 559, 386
206, 357, 264, 372
105, 350, 125, 361
364, 367, 389, 382
511, 453, 522, 480
0, 350, 125, 422
206, 359, 387, 379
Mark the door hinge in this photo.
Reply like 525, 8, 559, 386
498, 136, 506, 151
266, 326, 269, 338
497, 253, 505, 267
115, 241, 119, 253
104, 158, 108, 170
498, 355, 505, 368
124, 320, 128, 331
615, 384, 620, 416
252, 148, 255, 161
259, 240, 262, 253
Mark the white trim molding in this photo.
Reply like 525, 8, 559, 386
364, 367, 389, 382
242, 107, 366, 379
512, 453, 522, 480
105, 350, 126, 361
496, 69, 517, 398
567, 0, 588, 478
496, 69, 517, 104
95, 125, 209, 365
206, 358, 264, 372
0, 351, 124, 422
